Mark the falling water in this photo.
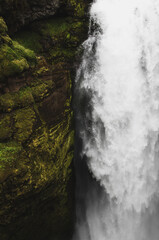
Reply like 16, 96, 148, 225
74, 0, 159, 239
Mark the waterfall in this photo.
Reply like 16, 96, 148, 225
74, 0, 159, 239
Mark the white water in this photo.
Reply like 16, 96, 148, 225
74, 0, 159, 239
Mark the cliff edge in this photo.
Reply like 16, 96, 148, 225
0, 0, 90, 239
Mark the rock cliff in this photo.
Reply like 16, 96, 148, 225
0, 1, 90, 239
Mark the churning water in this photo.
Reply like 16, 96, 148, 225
74, 0, 159, 240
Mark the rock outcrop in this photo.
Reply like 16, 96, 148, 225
0, 0, 89, 33
0, 1, 90, 239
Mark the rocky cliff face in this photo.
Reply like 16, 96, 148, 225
0, 1, 90, 239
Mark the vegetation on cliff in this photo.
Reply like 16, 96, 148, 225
0, 18, 36, 81
0, 0, 90, 239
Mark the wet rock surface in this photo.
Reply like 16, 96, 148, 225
0, 0, 90, 239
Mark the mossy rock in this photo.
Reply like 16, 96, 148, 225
31, 81, 52, 101
40, 18, 71, 36
2, 58, 29, 77
0, 141, 22, 170
13, 41, 36, 65
0, 1, 89, 238
0, 42, 36, 80
13, 107, 36, 143
0, 114, 13, 141
65, 0, 86, 18
13, 31, 43, 54
0, 88, 34, 112
13, 16, 88, 63
49, 48, 76, 62
0, 17, 8, 34
0, 17, 37, 81
0, 17, 12, 45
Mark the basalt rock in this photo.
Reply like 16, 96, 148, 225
0, 0, 90, 239
0, 0, 90, 34
0, 0, 60, 34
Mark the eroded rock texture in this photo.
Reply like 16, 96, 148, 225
0, 0, 60, 33
0, 1, 90, 239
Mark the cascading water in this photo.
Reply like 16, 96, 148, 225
74, 0, 159, 239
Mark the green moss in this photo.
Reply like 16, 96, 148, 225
28, 111, 74, 180
63, 150, 74, 177
71, 21, 85, 31
0, 87, 34, 112
0, 21, 12, 45
0, 115, 13, 141
0, 41, 36, 79
0, 80, 54, 113
75, 3, 85, 17
67, 0, 85, 18
17, 87, 34, 106
13, 41, 36, 65
3, 58, 29, 77
13, 108, 36, 143
1, 34, 12, 45
13, 31, 42, 53
40, 18, 85, 44
36, 66, 49, 76
0, 2, 88, 237
41, 18, 70, 36
48, 113, 74, 179
50, 48, 75, 62
0, 141, 22, 169
0, 17, 8, 34
13, 17, 86, 55
31, 81, 52, 101
0, 93, 14, 112
0, 45, 29, 78
0, 18, 36, 80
